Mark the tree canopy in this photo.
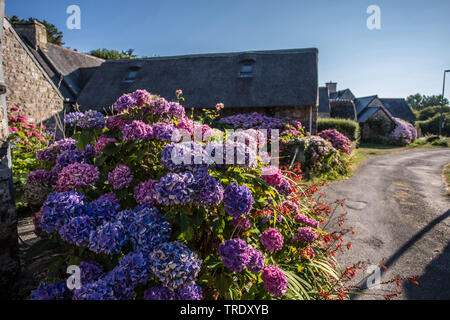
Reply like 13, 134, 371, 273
10, 15, 64, 45
88, 48, 137, 60
406, 93, 449, 111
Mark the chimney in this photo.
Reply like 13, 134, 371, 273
14, 19, 47, 50
325, 81, 337, 94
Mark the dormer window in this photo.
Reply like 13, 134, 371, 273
239, 60, 254, 78
123, 66, 140, 83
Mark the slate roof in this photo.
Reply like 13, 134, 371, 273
330, 99, 357, 120
330, 89, 355, 100
77, 48, 319, 111
357, 107, 380, 123
318, 87, 330, 113
380, 98, 416, 121
354, 95, 378, 115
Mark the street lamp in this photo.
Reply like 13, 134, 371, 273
440, 70, 450, 137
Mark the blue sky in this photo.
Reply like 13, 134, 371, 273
6, 0, 450, 98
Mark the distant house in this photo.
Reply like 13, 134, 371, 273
379, 98, 416, 121
78, 48, 320, 133
1, 17, 103, 124
318, 82, 357, 120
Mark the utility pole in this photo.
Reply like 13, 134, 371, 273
0, 0, 20, 299
440, 70, 450, 137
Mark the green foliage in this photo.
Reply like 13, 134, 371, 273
10, 16, 64, 45
406, 93, 449, 111
416, 113, 450, 136
89, 48, 137, 60
317, 118, 360, 141
416, 105, 450, 121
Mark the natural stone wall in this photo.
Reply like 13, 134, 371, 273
217, 105, 318, 134
1, 21, 64, 125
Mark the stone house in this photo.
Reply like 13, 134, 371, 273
1, 17, 104, 125
77, 48, 320, 133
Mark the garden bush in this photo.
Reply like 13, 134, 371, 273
26, 90, 343, 300
416, 105, 450, 121
8, 107, 54, 209
416, 113, 450, 136
317, 118, 359, 141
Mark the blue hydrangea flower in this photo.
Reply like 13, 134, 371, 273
81, 144, 96, 162
86, 199, 120, 224
88, 221, 127, 255
39, 191, 87, 233
72, 279, 116, 300
247, 248, 265, 274
153, 172, 195, 205
223, 183, 254, 218
117, 251, 152, 287
56, 149, 84, 167
149, 241, 202, 289
65, 112, 84, 127
79, 261, 104, 285
161, 142, 209, 172
144, 286, 176, 300
102, 267, 135, 300
77, 110, 105, 129
128, 206, 171, 253
58, 215, 95, 247
30, 281, 71, 300
177, 284, 203, 300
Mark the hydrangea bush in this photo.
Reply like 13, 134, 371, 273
27, 90, 341, 300
390, 117, 418, 145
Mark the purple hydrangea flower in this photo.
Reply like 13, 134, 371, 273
223, 183, 254, 218
55, 163, 99, 192
102, 267, 135, 300
88, 221, 127, 255
177, 284, 202, 300
56, 138, 78, 153
153, 172, 195, 206
58, 215, 95, 247
150, 97, 170, 115
56, 149, 84, 167
132, 89, 152, 107
94, 136, 117, 154
193, 171, 224, 206
27, 169, 51, 186
296, 227, 318, 243
247, 248, 265, 274
294, 214, 319, 229
117, 251, 152, 287
168, 102, 185, 119
98, 192, 119, 204
219, 239, 250, 272
79, 261, 104, 285
144, 287, 176, 300
152, 123, 179, 142
77, 110, 105, 129
133, 179, 156, 205
231, 216, 251, 231
114, 94, 136, 112
261, 265, 288, 298
30, 282, 71, 300
81, 144, 96, 162
108, 165, 133, 190
276, 178, 292, 196
105, 115, 131, 131
161, 142, 208, 172
39, 191, 87, 233
261, 166, 283, 187
65, 112, 84, 126
282, 200, 299, 214
260, 228, 284, 252
122, 120, 153, 141
149, 241, 202, 289
36, 144, 59, 162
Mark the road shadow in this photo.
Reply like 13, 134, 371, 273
404, 238, 450, 299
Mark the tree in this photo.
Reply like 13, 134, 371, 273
406, 93, 449, 111
10, 15, 64, 45
89, 48, 137, 60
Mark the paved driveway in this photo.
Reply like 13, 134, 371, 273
323, 148, 450, 299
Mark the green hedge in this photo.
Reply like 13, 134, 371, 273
317, 118, 360, 141
416, 113, 450, 136
417, 105, 450, 121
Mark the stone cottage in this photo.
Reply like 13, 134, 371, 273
1, 17, 104, 125
77, 48, 320, 133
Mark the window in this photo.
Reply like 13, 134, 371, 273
123, 67, 140, 83
239, 60, 254, 78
